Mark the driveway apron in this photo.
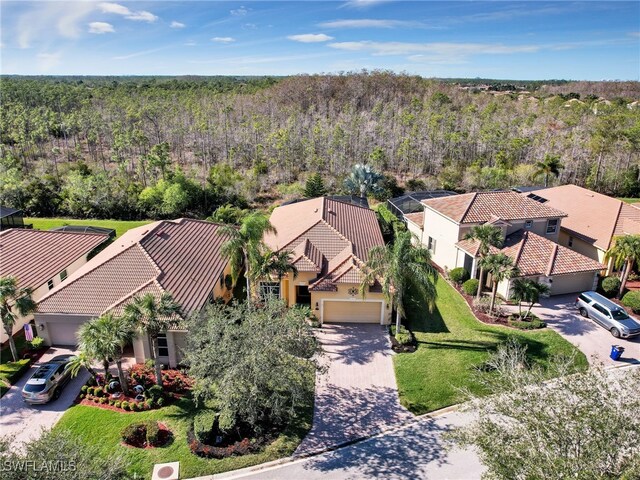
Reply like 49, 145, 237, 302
296, 323, 414, 456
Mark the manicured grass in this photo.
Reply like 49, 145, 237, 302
618, 198, 640, 204
54, 397, 312, 479
26, 217, 153, 239
0, 359, 31, 396
1, 335, 28, 364
394, 276, 588, 414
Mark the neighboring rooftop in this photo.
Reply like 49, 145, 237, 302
265, 197, 384, 292
37, 219, 231, 317
423, 191, 567, 224
456, 230, 604, 276
0, 205, 25, 231
282, 195, 369, 209
526, 184, 640, 250
0, 229, 109, 290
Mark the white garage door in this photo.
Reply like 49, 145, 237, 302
550, 272, 596, 296
47, 322, 80, 346
323, 301, 382, 323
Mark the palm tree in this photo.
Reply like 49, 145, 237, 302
533, 154, 564, 187
123, 292, 181, 386
251, 249, 298, 299
605, 234, 640, 299
77, 316, 112, 378
219, 212, 276, 297
464, 225, 504, 299
344, 164, 384, 198
67, 351, 100, 384
359, 230, 438, 335
479, 254, 520, 315
510, 278, 550, 319
0, 276, 37, 362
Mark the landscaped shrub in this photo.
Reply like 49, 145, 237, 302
157, 398, 165, 407
449, 267, 470, 285
462, 279, 479, 296
145, 385, 163, 402
390, 325, 413, 345
601, 276, 621, 297
114, 401, 121, 409
94, 388, 104, 398
508, 318, 546, 330
622, 291, 640, 313
194, 410, 218, 444
121, 401, 130, 411
28, 337, 44, 350
99, 397, 107, 404
121, 421, 166, 448
80, 385, 88, 394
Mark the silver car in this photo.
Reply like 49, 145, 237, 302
22, 355, 75, 404
576, 291, 640, 338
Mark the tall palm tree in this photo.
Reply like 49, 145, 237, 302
605, 234, 640, 299
219, 212, 276, 297
123, 292, 181, 386
344, 164, 384, 198
67, 351, 100, 384
0, 276, 37, 362
464, 225, 504, 299
533, 154, 564, 187
479, 254, 520, 315
251, 249, 298, 299
510, 278, 550, 319
359, 230, 438, 334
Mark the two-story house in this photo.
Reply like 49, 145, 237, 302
406, 191, 604, 298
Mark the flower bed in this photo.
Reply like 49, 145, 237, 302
186, 427, 270, 459
389, 325, 417, 353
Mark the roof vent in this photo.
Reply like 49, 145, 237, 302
155, 231, 164, 237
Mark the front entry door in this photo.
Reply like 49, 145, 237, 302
296, 286, 311, 305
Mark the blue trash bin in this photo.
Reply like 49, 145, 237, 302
610, 345, 625, 361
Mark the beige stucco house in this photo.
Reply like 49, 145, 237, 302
405, 191, 604, 298
35, 219, 233, 367
264, 197, 392, 325
0, 229, 110, 343
525, 185, 640, 275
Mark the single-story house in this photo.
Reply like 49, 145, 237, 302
264, 197, 392, 325
524, 185, 640, 275
407, 190, 604, 296
0, 228, 110, 343
35, 219, 233, 367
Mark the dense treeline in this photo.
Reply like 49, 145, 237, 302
1, 72, 639, 220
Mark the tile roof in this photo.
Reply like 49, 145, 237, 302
526, 185, 640, 250
0, 229, 109, 290
456, 230, 604, 276
37, 219, 231, 317
404, 212, 424, 228
265, 197, 384, 290
423, 191, 567, 224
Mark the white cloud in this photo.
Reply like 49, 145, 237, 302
287, 33, 334, 43
320, 19, 419, 28
113, 47, 168, 60
37, 51, 62, 71
184, 41, 198, 46
99, 3, 158, 23
170, 21, 186, 29
341, 0, 391, 9
230, 6, 248, 16
629, 32, 640, 38
212, 37, 236, 43
89, 22, 115, 34
17, 2, 97, 48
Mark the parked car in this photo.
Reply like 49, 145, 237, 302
22, 355, 75, 404
575, 291, 640, 338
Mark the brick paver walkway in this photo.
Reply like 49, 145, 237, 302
296, 323, 414, 456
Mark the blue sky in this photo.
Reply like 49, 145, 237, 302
1, 1, 639, 79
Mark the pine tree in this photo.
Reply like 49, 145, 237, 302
304, 173, 327, 198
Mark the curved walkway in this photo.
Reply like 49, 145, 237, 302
295, 323, 414, 456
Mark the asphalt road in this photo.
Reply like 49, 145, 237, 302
0, 347, 87, 449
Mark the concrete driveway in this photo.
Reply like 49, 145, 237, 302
0, 347, 88, 449
516, 295, 640, 366
295, 323, 414, 456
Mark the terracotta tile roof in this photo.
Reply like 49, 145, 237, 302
456, 230, 604, 276
291, 239, 323, 272
527, 185, 640, 250
405, 212, 424, 228
266, 197, 384, 290
0, 229, 109, 290
423, 191, 566, 224
37, 219, 231, 317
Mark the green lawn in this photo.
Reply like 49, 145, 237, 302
395, 276, 588, 414
618, 198, 640, 204
1, 335, 27, 364
26, 218, 153, 238
0, 359, 31, 397
54, 397, 312, 480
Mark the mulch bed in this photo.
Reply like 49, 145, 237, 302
121, 422, 173, 449
389, 331, 417, 353
449, 280, 512, 327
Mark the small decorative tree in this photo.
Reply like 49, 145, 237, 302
304, 173, 327, 198
605, 234, 640, 299
464, 225, 504, 299
510, 278, 550, 320
344, 164, 384, 198
0, 276, 37, 362
479, 253, 520, 315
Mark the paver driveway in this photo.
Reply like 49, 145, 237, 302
0, 347, 88, 449
296, 323, 413, 456
510, 295, 640, 366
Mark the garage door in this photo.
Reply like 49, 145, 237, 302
550, 272, 596, 296
323, 301, 382, 323
47, 322, 80, 346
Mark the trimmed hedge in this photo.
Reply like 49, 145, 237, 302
390, 325, 413, 346
449, 267, 470, 285
508, 318, 546, 330
601, 276, 621, 297
121, 421, 164, 448
462, 278, 479, 296
622, 291, 640, 313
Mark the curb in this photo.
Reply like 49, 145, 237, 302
188, 403, 462, 480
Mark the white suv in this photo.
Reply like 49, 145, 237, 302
575, 291, 640, 338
